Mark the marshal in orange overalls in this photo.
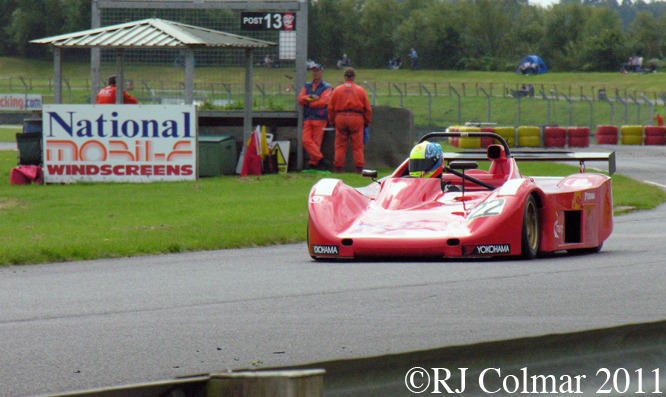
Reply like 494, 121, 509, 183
328, 68, 372, 173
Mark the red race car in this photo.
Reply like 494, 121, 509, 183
307, 131, 615, 260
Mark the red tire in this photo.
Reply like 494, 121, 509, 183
645, 126, 666, 136
480, 127, 494, 148
544, 136, 566, 148
450, 137, 459, 147
567, 127, 590, 138
544, 127, 566, 139
596, 125, 618, 136
645, 135, 666, 145
595, 134, 618, 145
568, 136, 590, 148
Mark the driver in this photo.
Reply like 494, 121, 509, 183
408, 141, 443, 178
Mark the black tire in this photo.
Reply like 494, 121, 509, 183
520, 195, 539, 260
568, 243, 603, 255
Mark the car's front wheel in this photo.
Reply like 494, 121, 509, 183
520, 195, 539, 259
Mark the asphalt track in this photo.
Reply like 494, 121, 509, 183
0, 144, 665, 397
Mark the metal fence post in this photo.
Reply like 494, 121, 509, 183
450, 86, 461, 125
540, 90, 550, 126
616, 94, 628, 125
392, 83, 403, 108
255, 83, 265, 108
222, 83, 232, 104
18, 76, 28, 106
581, 94, 593, 131
479, 87, 491, 123
628, 95, 640, 125
602, 96, 614, 125
561, 94, 572, 126
365, 81, 377, 106
641, 94, 655, 124
420, 84, 432, 125
64, 78, 72, 104
516, 95, 521, 126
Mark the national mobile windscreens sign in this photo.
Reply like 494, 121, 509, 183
43, 105, 197, 183
240, 12, 296, 31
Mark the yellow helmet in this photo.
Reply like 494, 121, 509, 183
409, 141, 443, 178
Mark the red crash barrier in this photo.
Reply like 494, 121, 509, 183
544, 127, 566, 148
595, 125, 619, 145
567, 127, 590, 148
644, 126, 666, 145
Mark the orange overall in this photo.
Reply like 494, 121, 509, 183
328, 81, 372, 170
96, 85, 139, 104
297, 81, 332, 166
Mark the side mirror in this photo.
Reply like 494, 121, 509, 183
362, 169, 378, 179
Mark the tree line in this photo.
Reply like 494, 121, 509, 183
2, 0, 666, 72
308, 0, 666, 72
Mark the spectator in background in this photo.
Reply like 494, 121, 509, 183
328, 67, 372, 174
96, 75, 138, 104
336, 54, 350, 70
388, 55, 402, 70
654, 114, 664, 127
410, 48, 418, 71
297, 63, 332, 171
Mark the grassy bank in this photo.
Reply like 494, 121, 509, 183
1, 57, 665, 127
1, 150, 664, 266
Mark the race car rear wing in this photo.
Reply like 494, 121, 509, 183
418, 131, 616, 175
443, 150, 616, 175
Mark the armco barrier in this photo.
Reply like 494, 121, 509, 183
40, 370, 325, 397
39, 322, 666, 397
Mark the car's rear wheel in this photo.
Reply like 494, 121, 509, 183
520, 195, 539, 259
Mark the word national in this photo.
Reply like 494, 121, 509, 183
46, 111, 193, 139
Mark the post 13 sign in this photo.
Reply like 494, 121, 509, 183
43, 105, 197, 183
240, 12, 295, 31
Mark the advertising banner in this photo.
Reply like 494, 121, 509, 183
43, 105, 197, 183
0, 94, 42, 111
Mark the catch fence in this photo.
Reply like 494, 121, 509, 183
2, 75, 664, 128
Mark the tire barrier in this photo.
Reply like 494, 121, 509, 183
517, 126, 540, 147
544, 127, 566, 148
621, 135, 643, 145
457, 126, 481, 149
644, 135, 666, 145
567, 127, 590, 148
448, 126, 460, 147
493, 126, 515, 147
620, 125, 642, 145
595, 125, 618, 145
644, 126, 666, 146
480, 127, 494, 148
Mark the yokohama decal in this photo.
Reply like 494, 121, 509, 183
463, 244, 511, 256
312, 245, 339, 255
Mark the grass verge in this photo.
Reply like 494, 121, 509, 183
0, 151, 663, 266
